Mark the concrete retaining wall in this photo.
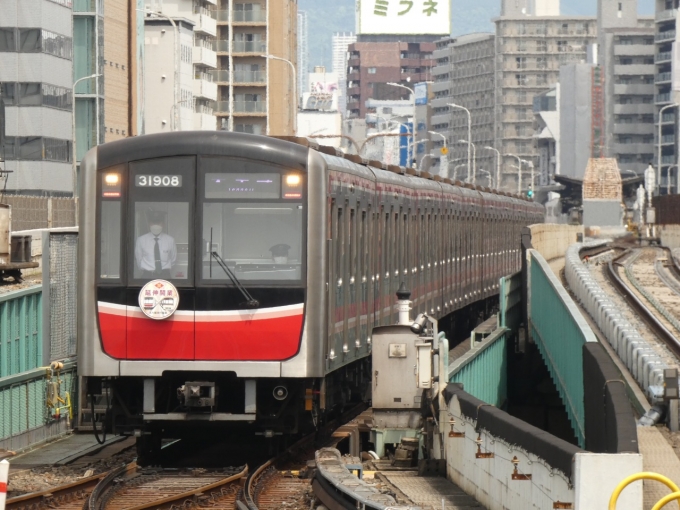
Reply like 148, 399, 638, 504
443, 389, 643, 510
529, 224, 583, 260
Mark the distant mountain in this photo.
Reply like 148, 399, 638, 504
299, 0, 655, 71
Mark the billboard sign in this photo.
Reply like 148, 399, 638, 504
357, 0, 451, 35
414, 82, 428, 105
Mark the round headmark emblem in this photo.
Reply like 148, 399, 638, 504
138, 280, 180, 320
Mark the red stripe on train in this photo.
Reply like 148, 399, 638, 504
97, 303, 304, 361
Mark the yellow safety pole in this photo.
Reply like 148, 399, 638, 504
609, 472, 680, 510
652, 492, 680, 510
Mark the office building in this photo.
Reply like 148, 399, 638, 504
0, 0, 73, 195
214, 0, 297, 136
598, 0, 655, 177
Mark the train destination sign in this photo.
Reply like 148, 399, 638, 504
136, 175, 183, 187
139, 279, 180, 320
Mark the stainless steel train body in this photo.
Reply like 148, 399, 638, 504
77, 132, 543, 439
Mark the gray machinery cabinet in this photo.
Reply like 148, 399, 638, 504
371, 325, 431, 410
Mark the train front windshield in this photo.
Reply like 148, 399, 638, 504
98, 156, 305, 286
201, 170, 304, 282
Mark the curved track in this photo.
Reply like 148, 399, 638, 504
606, 249, 680, 358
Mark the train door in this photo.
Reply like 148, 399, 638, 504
125, 157, 196, 360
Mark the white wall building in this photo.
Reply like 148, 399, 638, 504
144, 18, 196, 133
145, 0, 217, 130
0, 0, 73, 195
331, 32, 356, 116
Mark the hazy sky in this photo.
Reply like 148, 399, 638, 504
299, 0, 659, 70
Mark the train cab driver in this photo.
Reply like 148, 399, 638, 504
135, 212, 177, 279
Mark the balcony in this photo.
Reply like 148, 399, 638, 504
613, 103, 655, 115
194, 111, 216, 130
233, 70, 266, 83
232, 41, 267, 54
211, 70, 230, 83
232, 10, 266, 23
656, 8, 678, 22
656, 112, 676, 124
613, 44, 655, 56
656, 71, 672, 83
656, 92, 672, 104
613, 64, 655, 76
193, 45, 217, 69
612, 142, 654, 154
656, 30, 676, 42
195, 13, 217, 37
216, 10, 229, 22
215, 101, 266, 114
613, 84, 653, 95
193, 78, 218, 101
234, 100, 266, 113
656, 51, 672, 63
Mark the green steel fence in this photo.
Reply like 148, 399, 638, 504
0, 286, 42, 378
0, 362, 77, 449
448, 328, 508, 408
529, 250, 597, 449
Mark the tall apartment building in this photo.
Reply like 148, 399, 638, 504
143, 17, 196, 133
598, 0, 656, 177
0, 0, 73, 195
148, 0, 218, 131
332, 31, 356, 116
493, 0, 596, 190
214, 0, 297, 136
346, 41, 435, 119
431, 33, 495, 182
297, 10, 308, 100
654, 0, 679, 194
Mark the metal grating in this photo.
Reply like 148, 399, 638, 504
49, 233, 78, 361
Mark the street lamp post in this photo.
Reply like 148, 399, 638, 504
387, 82, 415, 165
169, 99, 194, 131
72, 73, 101, 225
458, 139, 476, 182
657, 102, 678, 195
484, 146, 501, 191
447, 103, 471, 182
453, 163, 467, 181
261, 54, 297, 135
429, 131, 448, 177
478, 169, 492, 188
507, 153, 522, 192
668, 164, 679, 194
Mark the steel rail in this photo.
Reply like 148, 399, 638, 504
606, 250, 680, 358
5, 469, 112, 510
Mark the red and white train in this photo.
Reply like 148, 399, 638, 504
77, 132, 543, 454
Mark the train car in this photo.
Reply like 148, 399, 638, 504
78, 132, 543, 455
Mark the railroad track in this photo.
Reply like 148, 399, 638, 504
7, 404, 369, 510
607, 248, 680, 358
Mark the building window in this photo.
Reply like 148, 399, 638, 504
0, 28, 72, 59
2, 136, 71, 162
515, 73, 527, 86
368, 67, 377, 74
516, 57, 526, 69
536, 41, 547, 52
0, 28, 16, 51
